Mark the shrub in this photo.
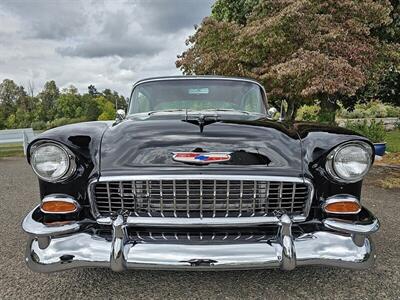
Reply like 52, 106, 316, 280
386, 106, 400, 118
48, 117, 87, 129
31, 121, 47, 130
295, 104, 320, 121
337, 100, 400, 119
345, 119, 386, 143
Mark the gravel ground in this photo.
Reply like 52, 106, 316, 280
0, 157, 399, 300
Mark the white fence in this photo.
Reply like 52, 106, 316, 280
0, 128, 35, 155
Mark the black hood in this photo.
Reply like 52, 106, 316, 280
100, 115, 303, 177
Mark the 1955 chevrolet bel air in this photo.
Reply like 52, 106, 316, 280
22, 76, 379, 272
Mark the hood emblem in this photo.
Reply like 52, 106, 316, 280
173, 152, 231, 164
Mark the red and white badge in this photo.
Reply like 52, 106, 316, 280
173, 152, 231, 164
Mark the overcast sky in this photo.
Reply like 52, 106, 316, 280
0, 0, 214, 96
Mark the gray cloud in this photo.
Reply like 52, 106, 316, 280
57, 36, 163, 58
0, 0, 87, 39
0, 0, 214, 96
56, 8, 163, 58
136, 0, 214, 33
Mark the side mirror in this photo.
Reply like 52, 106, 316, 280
266, 107, 278, 119
115, 109, 126, 122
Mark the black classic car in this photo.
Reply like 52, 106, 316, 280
22, 76, 379, 272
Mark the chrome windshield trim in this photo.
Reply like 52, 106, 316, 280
132, 76, 266, 93
128, 76, 269, 116
88, 175, 314, 225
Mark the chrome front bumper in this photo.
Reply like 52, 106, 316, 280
22, 206, 379, 272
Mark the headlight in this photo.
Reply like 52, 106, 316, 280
326, 141, 373, 183
30, 142, 76, 182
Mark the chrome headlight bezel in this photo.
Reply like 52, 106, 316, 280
325, 141, 373, 183
30, 141, 76, 183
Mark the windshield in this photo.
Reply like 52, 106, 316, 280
129, 79, 266, 115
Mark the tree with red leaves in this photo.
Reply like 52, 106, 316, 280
177, 0, 399, 122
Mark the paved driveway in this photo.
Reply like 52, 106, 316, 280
0, 157, 399, 299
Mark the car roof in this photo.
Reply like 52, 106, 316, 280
133, 75, 263, 87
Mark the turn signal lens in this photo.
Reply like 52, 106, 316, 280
41, 200, 78, 214
324, 201, 361, 214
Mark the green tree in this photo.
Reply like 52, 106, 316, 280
342, 0, 400, 111
0, 79, 30, 129
81, 94, 101, 121
212, 0, 260, 25
55, 85, 83, 119
177, 0, 399, 123
0, 79, 26, 116
37, 80, 59, 122
88, 84, 99, 96
374, 0, 400, 43
96, 96, 115, 120
102, 88, 127, 110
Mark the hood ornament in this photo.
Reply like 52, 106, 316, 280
183, 110, 220, 133
173, 152, 231, 164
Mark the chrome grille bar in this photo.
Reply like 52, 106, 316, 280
199, 180, 203, 219
160, 180, 163, 216
291, 183, 296, 213
90, 175, 314, 224
213, 180, 217, 218
225, 181, 230, 217
106, 182, 111, 213
186, 180, 190, 218
173, 180, 177, 217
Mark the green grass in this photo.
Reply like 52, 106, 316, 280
386, 129, 400, 153
0, 143, 24, 157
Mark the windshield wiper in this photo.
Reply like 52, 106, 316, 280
148, 108, 253, 116
202, 108, 251, 115
148, 109, 189, 116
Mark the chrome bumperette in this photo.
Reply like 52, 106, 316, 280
22, 206, 378, 272
88, 175, 314, 226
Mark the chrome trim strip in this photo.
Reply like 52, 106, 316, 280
125, 215, 305, 227
88, 175, 314, 226
96, 174, 309, 182
133, 76, 266, 88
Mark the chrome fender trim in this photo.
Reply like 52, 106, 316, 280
322, 216, 380, 235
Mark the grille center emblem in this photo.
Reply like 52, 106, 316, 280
172, 152, 231, 164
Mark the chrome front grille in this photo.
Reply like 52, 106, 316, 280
91, 176, 313, 220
